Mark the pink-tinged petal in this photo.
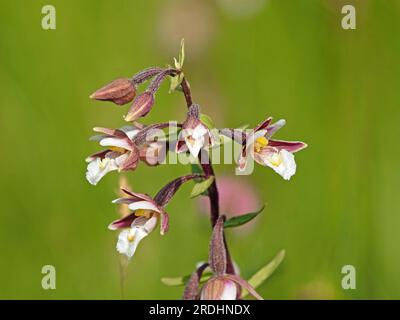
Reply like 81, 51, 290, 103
112, 197, 144, 205
200, 276, 237, 300
265, 119, 286, 138
108, 213, 137, 230
253, 151, 269, 166
209, 216, 227, 276
85, 150, 110, 162
224, 274, 264, 300
268, 139, 307, 153
128, 200, 161, 213
100, 137, 133, 151
254, 117, 272, 132
160, 212, 169, 235
175, 138, 189, 153
143, 215, 158, 233
237, 153, 248, 171
120, 188, 154, 202
139, 142, 166, 166
118, 150, 139, 171
93, 127, 127, 138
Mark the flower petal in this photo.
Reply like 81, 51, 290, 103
175, 138, 189, 153
116, 227, 148, 259
258, 149, 297, 180
99, 137, 132, 150
118, 150, 139, 171
265, 119, 286, 138
200, 276, 237, 300
108, 213, 137, 230
120, 189, 154, 202
224, 274, 263, 300
268, 139, 307, 153
160, 212, 169, 235
86, 157, 118, 185
254, 117, 272, 132
93, 127, 127, 138
185, 135, 204, 158
128, 200, 161, 213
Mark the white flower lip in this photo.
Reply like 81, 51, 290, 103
86, 157, 118, 185
115, 215, 159, 259
116, 227, 148, 259
263, 149, 296, 180
128, 200, 161, 213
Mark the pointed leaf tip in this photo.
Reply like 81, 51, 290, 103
241, 250, 286, 298
190, 176, 214, 198
224, 205, 265, 229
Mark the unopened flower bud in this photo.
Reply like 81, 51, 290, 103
90, 78, 136, 105
125, 91, 154, 122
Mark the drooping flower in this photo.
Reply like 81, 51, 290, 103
109, 174, 206, 259
86, 124, 167, 185
176, 104, 216, 157
238, 117, 307, 180
183, 216, 263, 300
109, 189, 167, 259
86, 126, 140, 185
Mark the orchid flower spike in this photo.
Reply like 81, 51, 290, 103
238, 117, 307, 180
176, 104, 215, 158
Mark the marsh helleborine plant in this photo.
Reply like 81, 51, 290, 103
86, 40, 307, 300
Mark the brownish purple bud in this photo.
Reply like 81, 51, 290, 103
125, 91, 154, 122
90, 78, 136, 105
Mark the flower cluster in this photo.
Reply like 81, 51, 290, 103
86, 41, 307, 299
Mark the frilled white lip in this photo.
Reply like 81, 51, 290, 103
256, 149, 296, 180
178, 124, 212, 157
86, 153, 128, 185
116, 216, 158, 259
86, 126, 139, 185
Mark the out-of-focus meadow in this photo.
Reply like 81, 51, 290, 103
0, 0, 399, 299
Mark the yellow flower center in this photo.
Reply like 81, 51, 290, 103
109, 146, 126, 153
268, 153, 283, 167
99, 158, 110, 169
186, 136, 195, 146
127, 234, 135, 242
134, 209, 153, 219
254, 137, 269, 153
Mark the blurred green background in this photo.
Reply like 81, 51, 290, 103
0, 0, 399, 299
